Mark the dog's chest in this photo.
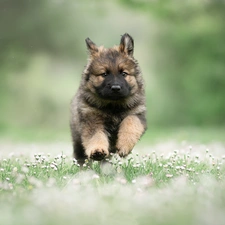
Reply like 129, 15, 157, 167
103, 113, 125, 144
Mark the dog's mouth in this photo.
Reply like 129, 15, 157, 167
99, 94, 126, 101
95, 85, 130, 101
98, 90, 129, 101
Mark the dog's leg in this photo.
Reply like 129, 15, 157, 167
81, 121, 109, 161
116, 115, 146, 157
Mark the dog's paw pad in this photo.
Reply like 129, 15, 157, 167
90, 150, 107, 161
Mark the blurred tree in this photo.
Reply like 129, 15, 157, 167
0, 0, 87, 131
121, 0, 225, 126
1, 0, 225, 132
0, 0, 84, 70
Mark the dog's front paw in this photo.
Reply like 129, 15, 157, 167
116, 146, 132, 158
89, 148, 109, 161
116, 138, 134, 157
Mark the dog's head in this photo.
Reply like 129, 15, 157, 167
83, 33, 142, 101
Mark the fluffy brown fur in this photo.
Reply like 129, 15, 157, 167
70, 33, 147, 163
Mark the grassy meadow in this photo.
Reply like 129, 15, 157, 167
1, 1, 225, 224
1, 133, 225, 225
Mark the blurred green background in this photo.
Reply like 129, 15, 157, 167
0, 0, 225, 142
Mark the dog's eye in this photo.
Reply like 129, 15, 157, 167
122, 71, 128, 77
100, 72, 107, 77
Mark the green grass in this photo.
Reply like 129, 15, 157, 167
1, 147, 225, 225
1, 126, 225, 143
142, 126, 225, 144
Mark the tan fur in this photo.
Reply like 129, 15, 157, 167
116, 115, 145, 156
87, 75, 104, 93
125, 75, 138, 94
83, 130, 109, 159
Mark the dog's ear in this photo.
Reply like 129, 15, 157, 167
119, 33, 134, 56
85, 38, 98, 54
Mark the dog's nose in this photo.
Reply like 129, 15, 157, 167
111, 85, 121, 91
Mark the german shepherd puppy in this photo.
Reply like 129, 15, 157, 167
70, 33, 147, 164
